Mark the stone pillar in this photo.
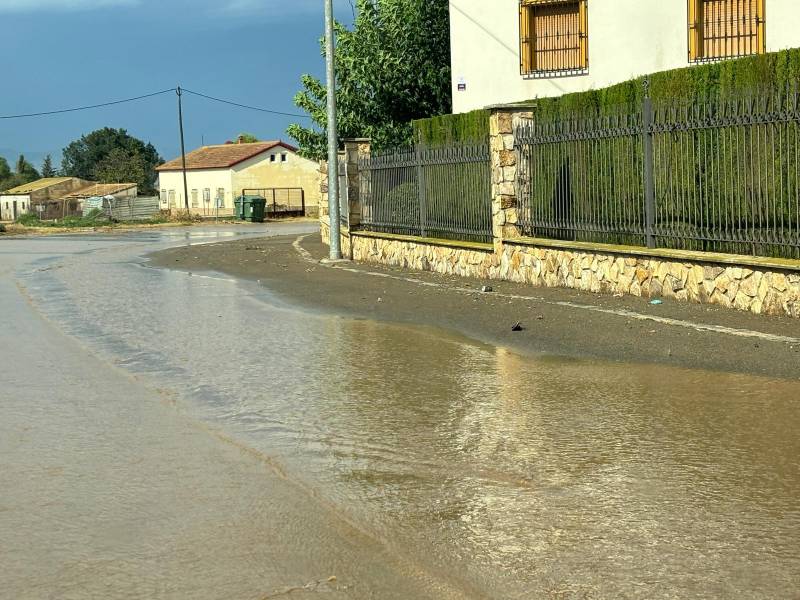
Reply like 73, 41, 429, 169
318, 159, 330, 243
489, 107, 533, 252
342, 138, 371, 228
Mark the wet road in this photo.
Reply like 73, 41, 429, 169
2, 224, 800, 599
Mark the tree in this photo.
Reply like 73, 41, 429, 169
41, 154, 57, 178
94, 148, 148, 186
61, 128, 162, 193
236, 133, 259, 143
16, 154, 39, 179
0, 155, 40, 192
287, 0, 452, 158
0, 157, 10, 181
0, 157, 12, 192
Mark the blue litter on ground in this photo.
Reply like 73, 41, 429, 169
650, 299, 663, 305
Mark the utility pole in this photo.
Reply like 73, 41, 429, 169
325, 0, 342, 260
177, 86, 190, 213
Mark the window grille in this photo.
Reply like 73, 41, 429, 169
191, 189, 199, 208
520, 0, 588, 77
689, 0, 765, 62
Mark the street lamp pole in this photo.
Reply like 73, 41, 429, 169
324, 0, 342, 260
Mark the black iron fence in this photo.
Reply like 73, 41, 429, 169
243, 188, 305, 216
517, 84, 800, 259
357, 143, 493, 244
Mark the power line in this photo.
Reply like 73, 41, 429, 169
0, 86, 311, 122
180, 88, 311, 119
0, 89, 176, 120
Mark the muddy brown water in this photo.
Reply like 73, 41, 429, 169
2, 229, 800, 599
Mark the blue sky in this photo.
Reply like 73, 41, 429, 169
0, 0, 354, 168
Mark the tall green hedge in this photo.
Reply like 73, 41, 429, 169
412, 109, 490, 147
533, 48, 800, 119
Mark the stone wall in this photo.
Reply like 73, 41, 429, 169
352, 234, 499, 278
501, 243, 800, 317
344, 233, 800, 318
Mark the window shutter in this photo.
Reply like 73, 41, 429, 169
519, 2, 533, 75
579, 0, 589, 68
688, 0, 700, 61
756, 0, 766, 54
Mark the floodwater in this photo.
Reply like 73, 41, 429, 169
2, 225, 799, 599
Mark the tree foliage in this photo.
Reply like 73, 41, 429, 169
235, 133, 259, 143
287, 0, 452, 158
61, 128, 162, 193
41, 154, 57, 178
0, 155, 40, 192
94, 148, 149, 187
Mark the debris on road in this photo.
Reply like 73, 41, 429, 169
511, 322, 524, 332
650, 299, 664, 305
481, 285, 493, 293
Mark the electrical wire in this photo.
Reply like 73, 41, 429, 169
0, 86, 311, 121
0, 89, 176, 120
180, 88, 311, 119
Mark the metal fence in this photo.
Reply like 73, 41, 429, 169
357, 143, 493, 244
517, 84, 800, 259
242, 188, 305, 216
107, 196, 160, 221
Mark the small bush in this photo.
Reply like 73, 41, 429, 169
16, 213, 41, 226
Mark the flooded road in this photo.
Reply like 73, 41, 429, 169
2, 225, 799, 599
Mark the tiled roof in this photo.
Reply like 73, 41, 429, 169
2, 177, 74, 195
156, 141, 297, 172
63, 182, 138, 199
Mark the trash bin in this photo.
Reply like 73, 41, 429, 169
234, 195, 267, 223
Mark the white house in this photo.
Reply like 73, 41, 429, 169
156, 141, 322, 217
450, 0, 799, 112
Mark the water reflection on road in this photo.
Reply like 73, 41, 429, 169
7, 228, 800, 598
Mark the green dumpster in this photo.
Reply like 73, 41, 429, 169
234, 195, 267, 223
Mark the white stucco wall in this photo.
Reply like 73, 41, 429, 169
0, 195, 31, 221
157, 169, 235, 214
450, 0, 799, 113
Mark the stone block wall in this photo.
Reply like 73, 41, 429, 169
343, 233, 800, 317
351, 235, 499, 278
500, 243, 800, 317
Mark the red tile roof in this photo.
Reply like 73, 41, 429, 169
156, 141, 297, 172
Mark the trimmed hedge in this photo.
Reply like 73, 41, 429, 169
533, 48, 800, 119
412, 109, 490, 147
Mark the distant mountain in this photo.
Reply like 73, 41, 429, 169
0, 149, 60, 171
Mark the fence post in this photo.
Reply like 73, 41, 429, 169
642, 80, 656, 249
417, 147, 427, 238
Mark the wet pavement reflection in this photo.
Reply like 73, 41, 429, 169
4, 228, 800, 598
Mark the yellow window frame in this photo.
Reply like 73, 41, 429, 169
520, 0, 588, 76
688, 0, 765, 62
